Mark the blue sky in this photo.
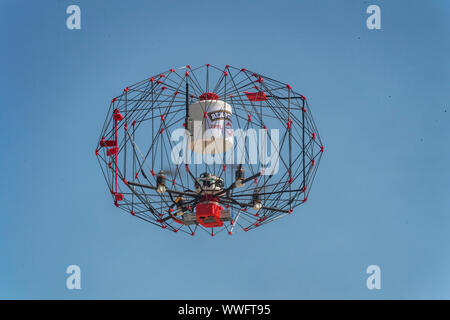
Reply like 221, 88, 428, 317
0, 0, 449, 299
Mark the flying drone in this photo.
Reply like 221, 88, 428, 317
95, 64, 323, 236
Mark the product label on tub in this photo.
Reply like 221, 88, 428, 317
205, 104, 233, 138
208, 110, 232, 122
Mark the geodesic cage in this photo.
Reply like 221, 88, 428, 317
95, 64, 324, 236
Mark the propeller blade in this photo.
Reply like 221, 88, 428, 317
161, 167, 178, 177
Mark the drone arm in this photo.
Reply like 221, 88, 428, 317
214, 172, 262, 197
241, 172, 262, 185
219, 196, 289, 213
128, 181, 197, 198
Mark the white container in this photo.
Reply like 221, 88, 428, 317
188, 98, 233, 154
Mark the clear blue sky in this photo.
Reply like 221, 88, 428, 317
1, 0, 449, 299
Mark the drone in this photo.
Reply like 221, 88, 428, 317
95, 64, 323, 236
